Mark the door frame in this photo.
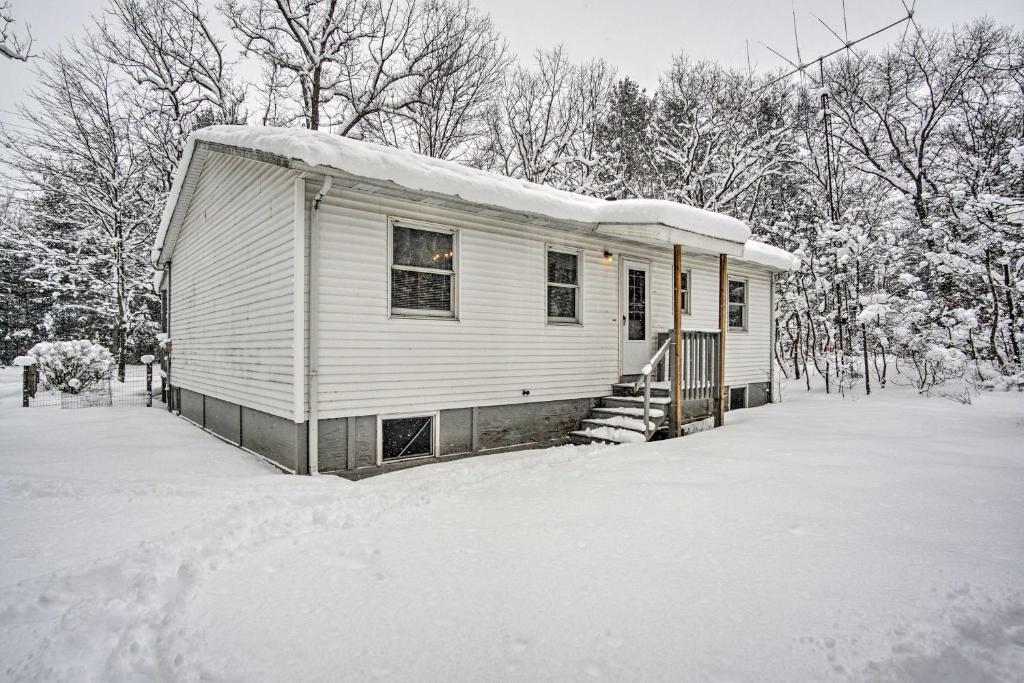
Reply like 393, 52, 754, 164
618, 256, 653, 376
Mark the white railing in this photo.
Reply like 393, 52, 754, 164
633, 331, 721, 439
633, 339, 672, 440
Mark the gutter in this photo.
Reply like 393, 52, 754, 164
307, 174, 332, 475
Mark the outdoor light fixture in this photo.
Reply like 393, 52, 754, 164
603, 250, 613, 263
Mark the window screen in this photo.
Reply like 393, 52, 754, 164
728, 279, 747, 330
547, 247, 580, 322
381, 415, 434, 461
390, 223, 455, 316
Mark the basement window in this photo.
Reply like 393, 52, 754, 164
729, 386, 748, 411
380, 415, 436, 462
547, 245, 582, 323
389, 219, 457, 318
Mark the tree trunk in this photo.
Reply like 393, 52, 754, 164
862, 323, 871, 396
1004, 263, 1021, 366
793, 313, 802, 381
984, 249, 1005, 370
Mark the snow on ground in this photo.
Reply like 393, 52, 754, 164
1, 367, 1023, 682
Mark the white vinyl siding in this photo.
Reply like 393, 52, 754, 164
310, 185, 775, 418
168, 153, 297, 419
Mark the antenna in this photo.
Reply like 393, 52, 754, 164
751, 1, 919, 221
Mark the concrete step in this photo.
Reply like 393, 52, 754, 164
569, 431, 619, 446
569, 426, 648, 446
592, 406, 666, 419
581, 416, 654, 433
601, 395, 672, 410
611, 382, 671, 398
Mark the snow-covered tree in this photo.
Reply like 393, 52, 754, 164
653, 58, 791, 214
589, 77, 657, 199
358, 0, 510, 161
0, 1, 31, 61
482, 46, 614, 191
99, 0, 245, 189
223, 0, 483, 135
0, 43, 161, 380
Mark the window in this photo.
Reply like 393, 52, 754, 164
389, 220, 457, 318
729, 386, 748, 411
380, 414, 436, 462
546, 246, 581, 323
728, 279, 747, 331
627, 267, 647, 340
680, 270, 691, 315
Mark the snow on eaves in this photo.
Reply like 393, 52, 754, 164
154, 126, 757, 263
742, 240, 801, 271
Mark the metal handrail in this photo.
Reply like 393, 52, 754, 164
633, 339, 672, 440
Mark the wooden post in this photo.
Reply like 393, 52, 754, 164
145, 363, 153, 407
716, 254, 728, 427
22, 365, 30, 408
672, 244, 683, 437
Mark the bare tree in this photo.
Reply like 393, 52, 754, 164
99, 0, 245, 188
0, 0, 31, 61
223, 0, 473, 134
0, 43, 159, 380
359, 0, 510, 160
484, 46, 615, 191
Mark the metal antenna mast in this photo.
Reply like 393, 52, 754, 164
754, 1, 919, 222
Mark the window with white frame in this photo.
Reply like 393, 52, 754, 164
389, 219, 457, 317
380, 414, 435, 461
546, 246, 581, 323
728, 278, 747, 331
680, 269, 692, 315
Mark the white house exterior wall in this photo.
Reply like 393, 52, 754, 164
311, 186, 775, 419
168, 153, 298, 419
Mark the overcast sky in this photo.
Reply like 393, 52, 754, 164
2, 0, 1023, 129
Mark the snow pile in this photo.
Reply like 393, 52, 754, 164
27, 340, 113, 394
2, 369, 1023, 680
585, 415, 653, 431
154, 125, 756, 262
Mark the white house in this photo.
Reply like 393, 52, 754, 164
152, 126, 799, 476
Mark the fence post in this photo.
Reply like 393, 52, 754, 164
13, 356, 37, 407
141, 354, 155, 407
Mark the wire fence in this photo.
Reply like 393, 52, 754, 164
25, 364, 155, 408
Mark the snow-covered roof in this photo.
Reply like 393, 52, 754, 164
154, 125, 798, 271
742, 240, 801, 271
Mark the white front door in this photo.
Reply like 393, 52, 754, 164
620, 258, 651, 375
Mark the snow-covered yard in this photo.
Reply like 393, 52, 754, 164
1, 367, 1022, 682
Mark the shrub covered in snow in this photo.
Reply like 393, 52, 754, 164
28, 341, 114, 394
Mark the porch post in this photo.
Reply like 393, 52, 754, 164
672, 244, 683, 437
716, 254, 728, 426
